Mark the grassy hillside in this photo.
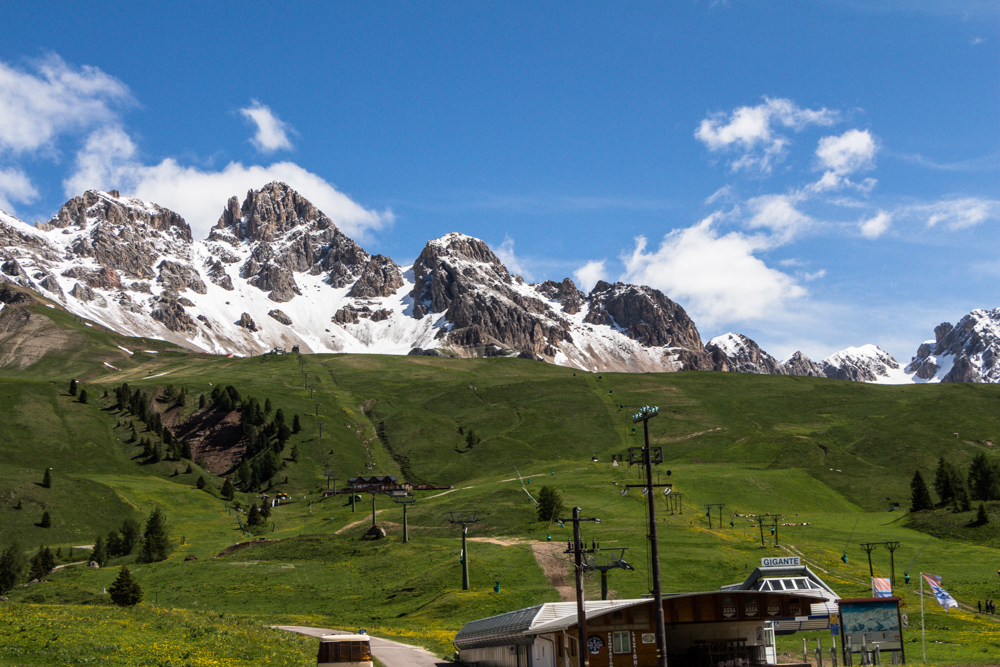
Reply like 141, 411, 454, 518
3, 340, 1000, 665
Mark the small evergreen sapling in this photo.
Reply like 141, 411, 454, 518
39, 511, 51, 528
69, 379, 77, 396
108, 565, 143, 606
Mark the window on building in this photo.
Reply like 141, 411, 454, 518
612, 631, 631, 654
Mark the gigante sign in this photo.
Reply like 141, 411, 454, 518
761, 557, 801, 567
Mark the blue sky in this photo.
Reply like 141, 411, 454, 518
0, 1, 997, 361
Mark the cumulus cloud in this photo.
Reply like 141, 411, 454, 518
745, 194, 813, 243
64, 127, 391, 240
919, 197, 999, 230
620, 217, 806, 325
695, 97, 839, 174
240, 100, 294, 153
859, 210, 892, 238
816, 129, 877, 175
0, 55, 132, 155
0, 167, 39, 214
573, 260, 608, 292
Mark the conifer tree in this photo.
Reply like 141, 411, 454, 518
39, 511, 51, 528
975, 502, 989, 526
196, 476, 206, 490
0, 543, 26, 594
221, 478, 235, 501
139, 508, 170, 563
120, 519, 141, 555
247, 503, 262, 528
78, 389, 88, 404
198, 393, 206, 409
536, 486, 565, 522
292, 414, 301, 434
968, 453, 1000, 501
69, 379, 77, 396
90, 535, 106, 567
108, 565, 143, 606
910, 470, 934, 512
181, 440, 192, 460
42, 468, 51, 488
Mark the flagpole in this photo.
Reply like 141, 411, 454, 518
920, 572, 926, 664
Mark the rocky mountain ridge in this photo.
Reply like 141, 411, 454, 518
1, 184, 998, 383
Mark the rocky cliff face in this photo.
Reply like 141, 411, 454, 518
209, 182, 403, 303
8, 182, 1000, 382
782, 351, 826, 377
821, 345, 906, 382
409, 233, 572, 358
706, 333, 786, 375
905, 309, 1000, 382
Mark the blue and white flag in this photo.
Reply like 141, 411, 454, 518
923, 574, 958, 611
872, 577, 892, 598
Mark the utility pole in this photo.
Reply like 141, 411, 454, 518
317, 421, 325, 439
860, 542, 878, 580
371, 492, 378, 528
558, 507, 601, 667
756, 516, 767, 548
628, 405, 669, 667
706, 503, 724, 529
313, 402, 321, 416
449, 511, 480, 591
303, 371, 309, 387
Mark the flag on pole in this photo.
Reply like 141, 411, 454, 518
872, 577, 892, 598
922, 574, 958, 610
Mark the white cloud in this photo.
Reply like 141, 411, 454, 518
0, 55, 132, 155
859, 210, 892, 238
240, 100, 294, 153
745, 194, 813, 243
816, 129, 877, 175
495, 236, 530, 280
64, 127, 391, 241
620, 217, 806, 325
573, 260, 608, 292
695, 97, 839, 174
0, 167, 39, 214
919, 197, 999, 230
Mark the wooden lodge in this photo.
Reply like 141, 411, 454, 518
454, 589, 828, 667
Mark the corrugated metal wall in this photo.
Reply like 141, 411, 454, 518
458, 644, 531, 667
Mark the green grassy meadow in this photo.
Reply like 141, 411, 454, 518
2, 328, 1000, 665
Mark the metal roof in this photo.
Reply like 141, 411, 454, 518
720, 565, 839, 602
453, 604, 544, 649
528, 599, 652, 634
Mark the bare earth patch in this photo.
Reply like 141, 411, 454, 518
531, 541, 575, 602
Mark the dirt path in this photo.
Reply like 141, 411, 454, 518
273, 627, 451, 667
335, 510, 385, 534
667, 427, 723, 442
531, 541, 575, 602
467, 537, 529, 546
424, 486, 472, 500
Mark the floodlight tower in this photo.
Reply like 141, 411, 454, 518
628, 405, 669, 667
449, 511, 480, 590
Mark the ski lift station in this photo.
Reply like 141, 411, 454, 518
453, 558, 841, 667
